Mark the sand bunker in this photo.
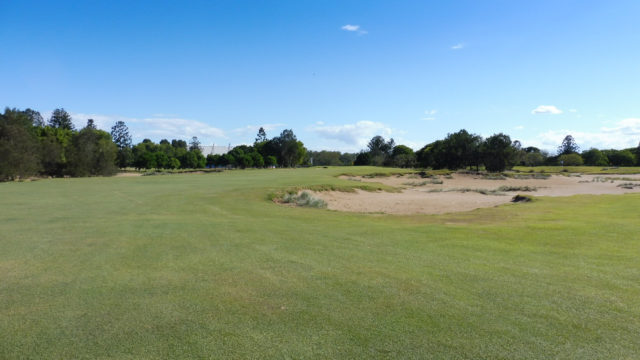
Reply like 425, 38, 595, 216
313, 173, 640, 215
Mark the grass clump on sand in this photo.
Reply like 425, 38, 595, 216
617, 183, 640, 189
497, 185, 538, 192
281, 191, 327, 208
403, 178, 443, 186
428, 187, 506, 195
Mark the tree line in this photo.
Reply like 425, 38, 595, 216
1, 107, 118, 181
350, 131, 640, 170
2, 106, 640, 181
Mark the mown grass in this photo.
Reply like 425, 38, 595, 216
1, 166, 640, 359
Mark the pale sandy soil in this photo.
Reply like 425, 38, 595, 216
312, 173, 640, 215
115, 172, 142, 177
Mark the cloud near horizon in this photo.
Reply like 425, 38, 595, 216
524, 118, 640, 151
66, 112, 227, 143
532, 105, 563, 115
451, 43, 465, 50
310, 120, 392, 149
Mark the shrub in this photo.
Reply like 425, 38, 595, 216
558, 153, 584, 166
281, 191, 327, 208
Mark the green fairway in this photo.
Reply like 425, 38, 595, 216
1, 167, 639, 359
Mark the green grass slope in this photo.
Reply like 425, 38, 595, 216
1, 167, 639, 359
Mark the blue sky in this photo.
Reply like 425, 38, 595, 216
2, 0, 639, 152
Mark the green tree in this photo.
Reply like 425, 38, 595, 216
68, 126, 118, 176
557, 135, 579, 155
110, 121, 133, 168
582, 148, 609, 166
391, 145, 416, 168
49, 108, 74, 130
481, 133, 515, 172
255, 127, 267, 144
605, 149, 636, 166
24, 108, 45, 127
275, 129, 306, 167
189, 136, 201, 152
558, 153, 584, 166
0, 108, 41, 180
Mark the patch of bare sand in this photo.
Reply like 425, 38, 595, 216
318, 173, 640, 214
115, 172, 142, 177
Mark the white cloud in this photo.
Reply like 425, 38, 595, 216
310, 120, 392, 148
230, 123, 284, 138
133, 116, 226, 140
569, 109, 578, 113
523, 118, 640, 150
531, 105, 563, 115
53, 111, 226, 142
515, 125, 524, 130
451, 43, 465, 50
422, 109, 437, 121
341, 24, 367, 35
341, 24, 360, 31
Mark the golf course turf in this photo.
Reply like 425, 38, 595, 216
1, 167, 639, 359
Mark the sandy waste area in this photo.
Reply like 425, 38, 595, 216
312, 173, 640, 215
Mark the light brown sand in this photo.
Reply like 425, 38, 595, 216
313, 173, 640, 215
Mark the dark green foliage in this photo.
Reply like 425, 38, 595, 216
255, 127, 267, 143
189, 136, 201, 152
391, 145, 416, 168
48, 108, 74, 130
481, 133, 516, 172
111, 121, 133, 168
68, 127, 118, 176
558, 135, 579, 155
354, 151, 371, 166
558, 153, 584, 166
439, 130, 482, 170
604, 149, 636, 166
0, 108, 41, 180
582, 148, 609, 166
24, 108, 45, 127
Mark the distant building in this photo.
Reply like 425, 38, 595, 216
200, 144, 232, 156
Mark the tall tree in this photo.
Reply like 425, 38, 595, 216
189, 136, 201, 152
255, 127, 267, 144
557, 135, 579, 155
110, 121, 133, 168
110, 121, 132, 149
86, 119, 96, 129
49, 108, 74, 130
24, 108, 45, 127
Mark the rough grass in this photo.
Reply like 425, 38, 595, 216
1, 166, 640, 359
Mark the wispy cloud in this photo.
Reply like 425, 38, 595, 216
310, 120, 392, 149
61, 112, 227, 142
422, 109, 437, 121
341, 24, 367, 35
523, 118, 640, 150
451, 43, 465, 50
230, 123, 284, 138
531, 105, 563, 115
